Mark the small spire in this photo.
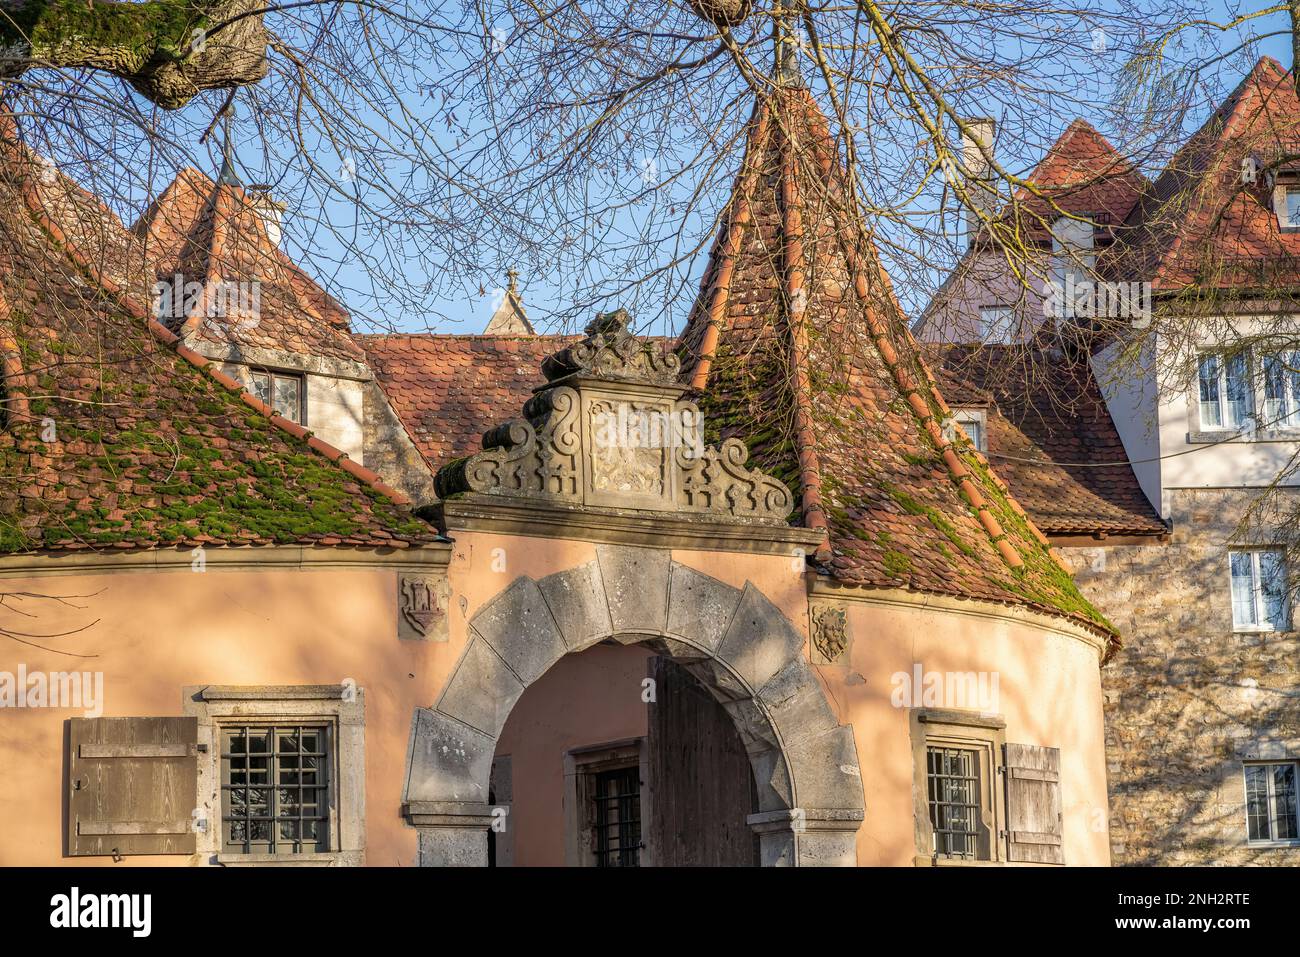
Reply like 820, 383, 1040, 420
507, 268, 519, 295
217, 102, 242, 187
484, 270, 536, 335
772, 1, 803, 87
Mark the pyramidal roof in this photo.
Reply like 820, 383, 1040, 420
677, 81, 1113, 640
134, 167, 365, 362
1108, 56, 1300, 291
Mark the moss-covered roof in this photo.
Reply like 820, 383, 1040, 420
676, 84, 1116, 644
0, 135, 439, 554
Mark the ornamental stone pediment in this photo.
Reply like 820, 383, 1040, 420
435, 310, 794, 525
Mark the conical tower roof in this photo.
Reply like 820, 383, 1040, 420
678, 82, 1113, 640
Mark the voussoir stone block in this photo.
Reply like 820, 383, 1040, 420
406, 708, 495, 804
715, 583, 806, 691
750, 747, 795, 811
757, 659, 838, 748
468, 576, 567, 685
665, 562, 744, 654
597, 544, 671, 634
786, 723, 865, 811
436, 634, 526, 736
538, 560, 613, 651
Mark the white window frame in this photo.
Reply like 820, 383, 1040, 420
1243, 760, 1300, 846
1281, 186, 1300, 230
948, 409, 987, 453
1261, 350, 1300, 430
1228, 548, 1289, 633
1196, 351, 1254, 431
977, 305, 1015, 344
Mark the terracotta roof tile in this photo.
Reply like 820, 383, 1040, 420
930, 345, 1165, 538
676, 84, 1115, 641
0, 139, 439, 554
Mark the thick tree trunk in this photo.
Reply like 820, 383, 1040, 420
0, 0, 269, 109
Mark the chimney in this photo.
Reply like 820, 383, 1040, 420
960, 117, 996, 248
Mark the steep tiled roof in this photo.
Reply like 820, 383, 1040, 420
1107, 57, 1300, 291
930, 346, 1165, 538
134, 168, 365, 362
676, 83, 1114, 639
0, 139, 437, 553
357, 334, 578, 471
1008, 118, 1147, 244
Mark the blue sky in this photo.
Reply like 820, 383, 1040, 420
197, 3, 1298, 337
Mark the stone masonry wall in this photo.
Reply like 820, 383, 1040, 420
1058, 487, 1300, 865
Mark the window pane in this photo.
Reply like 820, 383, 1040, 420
1198, 356, 1222, 428
1258, 550, 1287, 631
1246, 765, 1271, 841
1274, 765, 1298, 840
979, 307, 1015, 344
1287, 188, 1300, 227
958, 417, 984, 452
251, 371, 271, 409
272, 375, 302, 423
927, 747, 982, 859
1230, 552, 1258, 627
1224, 353, 1251, 427
1263, 354, 1284, 426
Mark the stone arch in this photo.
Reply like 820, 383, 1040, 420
403, 544, 865, 866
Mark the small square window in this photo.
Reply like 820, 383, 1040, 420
221, 724, 331, 855
946, 409, 986, 452
1229, 549, 1288, 632
978, 306, 1015, 344
250, 369, 305, 425
1245, 762, 1299, 843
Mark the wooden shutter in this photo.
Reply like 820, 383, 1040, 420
1003, 742, 1063, 864
67, 717, 199, 857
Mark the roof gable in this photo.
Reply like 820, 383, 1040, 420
0, 140, 435, 553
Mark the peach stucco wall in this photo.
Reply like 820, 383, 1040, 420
494, 643, 651, 866
0, 564, 446, 867
820, 595, 1111, 866
0, 531, 1111, 867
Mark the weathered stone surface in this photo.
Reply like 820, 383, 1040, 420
715, 583, 806, 691
749, 747, 795, 811
417, 827, 489, 867
665, 562, 743, 653
537, 560, 613, 650
468, 576, 567, 685
721, 697, 782, 753
785, 724, 864, 810
436, 635, 526, 736
405, 709, 494, 804
756, 660, 838, 748
796, 829, 860, 867
1061, 486, 1300, 866
597, 544, 671, 634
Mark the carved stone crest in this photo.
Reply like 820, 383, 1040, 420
435, 309, 794, 525
399, 575, 450, 642
810, 603, 849, 663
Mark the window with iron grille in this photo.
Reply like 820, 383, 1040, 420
221, 725, 330, 855
592, 765, 641, 867
926, 746, 983, 859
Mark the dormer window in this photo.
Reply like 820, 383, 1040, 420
251, 369, 306, 425
945, 409, 987, 452
1284, 187, 1300, 229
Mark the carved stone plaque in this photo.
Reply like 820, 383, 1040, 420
398, 575, 451, 642
810, 602, 849, 664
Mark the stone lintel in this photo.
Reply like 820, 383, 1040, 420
437, 495, 825, 556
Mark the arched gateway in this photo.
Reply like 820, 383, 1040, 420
401, 311, 866, 866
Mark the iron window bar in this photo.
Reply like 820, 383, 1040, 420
221, 724, 330, 855
592, 766, 642, 867
927, 746, 982, 860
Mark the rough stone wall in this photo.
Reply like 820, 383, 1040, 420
1059, 486, 1300, 865
361, 378, 437, 506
